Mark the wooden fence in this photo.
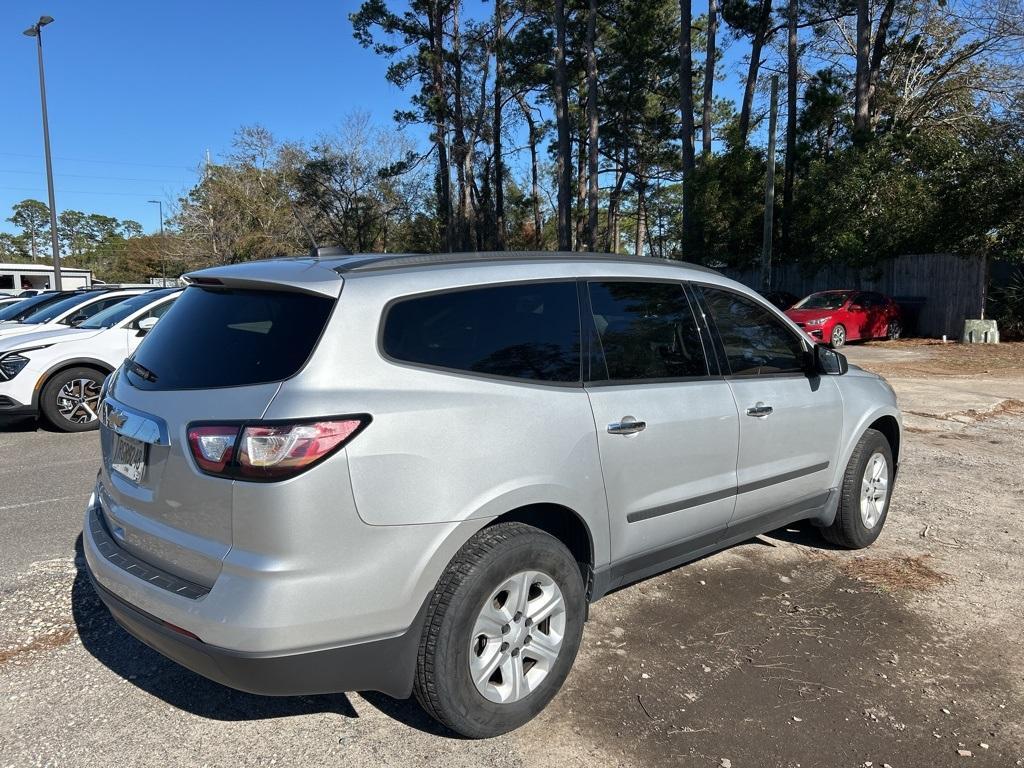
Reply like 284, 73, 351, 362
720, 254, 986, 338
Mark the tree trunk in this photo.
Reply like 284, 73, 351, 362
553, 0, 573, 251
854, 0, 871, 139
868, 0, 896, 128
702, 0, 717, 156
451, 1, 474, 250
585, 0, 599, 251
634, 171, 648, 258
605, 151, 628, 253
429, 1, 453, 252
782, 0, 798, 259
738, 0, 773, 146
516, 94, 543, 249
575, 128, 587, 250
679, 0, 697, 257
493, 0, 506, 250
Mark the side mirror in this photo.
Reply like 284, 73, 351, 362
67, 313, 87, 327
136, 316, 159, 336
813, 344, 848, 375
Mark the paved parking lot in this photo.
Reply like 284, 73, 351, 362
1, 343, 1022, 767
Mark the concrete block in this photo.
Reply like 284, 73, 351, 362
961, 319, 1000, 344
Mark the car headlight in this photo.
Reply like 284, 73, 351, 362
0, 345, 50, 382
804, 317, 828, 326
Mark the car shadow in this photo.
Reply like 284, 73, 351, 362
761, 519, 846, 550
71, 533, 449, 734
0, 415, 44, 433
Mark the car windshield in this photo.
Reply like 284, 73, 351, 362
0, 292, 71, 322
19, 292, 105, 324
793, 292, 851, 311
80, 289, 177, 329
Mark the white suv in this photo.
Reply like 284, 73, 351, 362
0, 289, 179, 431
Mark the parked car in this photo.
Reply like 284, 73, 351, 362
0, 288, 150, 343
84, 253, 901, 738
0, 296, 26, 310
785, 290, 902, 348
0, 289, 179, 431
0, 290, 76, 323
761, 289, 799, 311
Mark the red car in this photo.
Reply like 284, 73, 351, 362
785, 290, 902, 348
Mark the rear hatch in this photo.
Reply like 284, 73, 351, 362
97, 274, 339, 588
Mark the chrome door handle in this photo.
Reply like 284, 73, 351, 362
607, 419, 646, 435
746, 403, 773, 418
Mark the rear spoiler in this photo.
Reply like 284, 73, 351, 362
183, 260, 343, 298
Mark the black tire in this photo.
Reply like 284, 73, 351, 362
830, 324, 847, 348
414, 522, 586, 738
887, 320, 902, 341
821, 428, 894, 549
40, 366, 106, 433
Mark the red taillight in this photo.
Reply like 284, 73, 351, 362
186, 416, 369, 481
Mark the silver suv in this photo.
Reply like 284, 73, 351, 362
83, 252, 901, 738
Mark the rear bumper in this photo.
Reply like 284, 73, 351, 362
83, 499, 429, 698
87, 564, 426, 698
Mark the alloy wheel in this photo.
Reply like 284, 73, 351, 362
56, 378, 102, 424
860, 451, 889, 529
469, 570, 566, 704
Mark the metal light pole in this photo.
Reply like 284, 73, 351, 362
23, 16, 62, 291
148, 199, 167, 285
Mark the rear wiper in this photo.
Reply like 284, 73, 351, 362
127, 359, 158, 383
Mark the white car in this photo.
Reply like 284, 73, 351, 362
0, 288, 180, 431
0, 288, 150, 343
0, 297, 25, 310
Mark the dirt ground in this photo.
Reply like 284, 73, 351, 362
1, 340, 1022, 767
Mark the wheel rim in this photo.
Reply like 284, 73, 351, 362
889, 321, 901, 339
56, 378, 102, 424
469, 570, 566, 704
832, 326, 845, 346
860, 452, 889, 529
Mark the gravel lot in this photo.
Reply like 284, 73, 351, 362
1, 342, 1022, 767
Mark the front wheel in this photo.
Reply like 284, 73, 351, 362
821, 428, 894, 549
40, 367, 106, 432
830, 324, 847, 348
414, 522, 586, 738
887, 320, 902, 340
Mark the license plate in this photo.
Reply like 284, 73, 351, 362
111, 434, 147, 483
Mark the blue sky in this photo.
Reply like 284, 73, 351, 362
1, 1, 741, 236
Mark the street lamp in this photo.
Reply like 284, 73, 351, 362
23, 15, 62, 291
147, 199, 167, 285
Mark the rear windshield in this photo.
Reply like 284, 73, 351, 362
0, 292, 71, 322
126, 287, 335, 390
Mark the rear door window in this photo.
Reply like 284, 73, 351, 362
382, 281, 580, 383
586, 281, 710, 382
126, 287, 335, 390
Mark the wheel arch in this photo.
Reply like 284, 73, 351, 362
487, 503, 595, 594
868, 414, 901, 467
32, 358, 115, 409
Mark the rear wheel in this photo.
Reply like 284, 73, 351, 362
40, 367, 106, 433
830, 324, 847, 348
821, 428, 893, 549
414, 522, 585, 738
887, 320, 902, 340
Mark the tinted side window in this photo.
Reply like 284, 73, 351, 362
701, 287, 806, 376
63, 295, 128, 324
383, 282, 580, 383
587, 281, 709, 381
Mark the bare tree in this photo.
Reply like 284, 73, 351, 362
553, 0, 573, 251
585, 0, 600, 251
702, 0, 718, 156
